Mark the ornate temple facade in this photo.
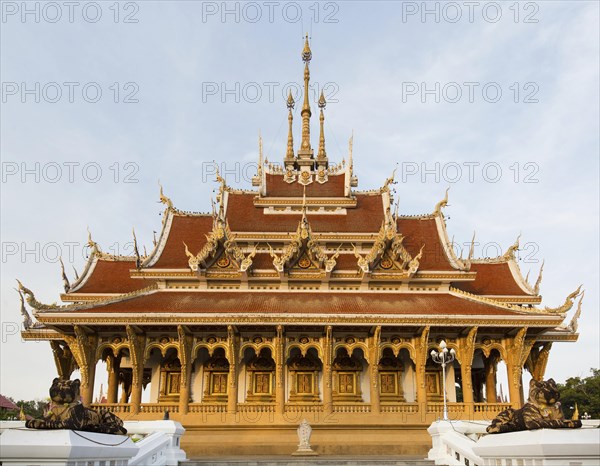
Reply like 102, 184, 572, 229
20, 38, 583, 456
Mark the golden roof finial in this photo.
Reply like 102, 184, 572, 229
285, 90, 295, 163
349, 131, 354, 169
258, 130, 263, 175
317, 90, 327, 162
302, 33, 312, 63
298, 34, 313, 157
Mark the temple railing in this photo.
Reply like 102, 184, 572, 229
237, 403, 276, 413
139, 403, 179, 414
426, 402, 467, 414
89, 400, 512, 418
381, 403, 419, 413
333, 403, 371, 413
285, 403, 324, 413
91, 403, 131, 413
188, 403, 227, 413
473, 402, 511, 413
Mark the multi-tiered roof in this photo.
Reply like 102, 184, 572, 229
19, 37, 582, 340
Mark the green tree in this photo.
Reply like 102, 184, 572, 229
557, 368, 600, 419
0, 397, 49, 420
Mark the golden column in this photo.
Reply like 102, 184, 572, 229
369, 326, 381, 413
227, 325, 238, 414
64, 326, 98, 407
414, 326, 430, 409
323, 326, 333, 414
505, 328, 535, 408
106, 353, 120, 404
526, 342, 553, 381
275, 325, 285, 415
178, 326, 193, 414
126, 325, 146, 414
484, 353, 498, 403
458, 327, 477, 405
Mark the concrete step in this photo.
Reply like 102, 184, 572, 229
184, 457, 435, 466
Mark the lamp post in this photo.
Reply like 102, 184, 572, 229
430, 340, 456, 421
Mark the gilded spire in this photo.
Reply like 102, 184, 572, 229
285, 90, 295, 163
317, 90, 327, 162
258, 130, 263, 174
298, 34, 313, 158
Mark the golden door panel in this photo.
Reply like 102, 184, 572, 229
339, 372, 355, 394
211, 373, 228, 394
246, 371, 275, 402
379, 371, 406, 402
426, 370, 443, 402
380, 372, 397, 395
254, 372, 272, 394
297, 372, 313, 394
333, 371, 362, 402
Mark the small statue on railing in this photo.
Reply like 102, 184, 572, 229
487, 378, 581, 434
25, 378, 127, 435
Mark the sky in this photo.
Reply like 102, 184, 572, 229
1, 1, 598, 401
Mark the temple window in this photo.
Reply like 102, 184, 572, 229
378, 348, 405, 402
158, 348, 182, 403
245, 347, 275, 402
332, 347, 364, 403
287, 347, 321, 402
203, 348, 229, 403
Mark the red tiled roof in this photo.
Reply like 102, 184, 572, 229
0, 395, 18, 410
151, 214, 214, 268
265, 173, 346, 197
226, 193, 384, 233
397, 217, 455, 271
74, 259, 155, 294
74, 290, 520, 316
454, 262, 530, 296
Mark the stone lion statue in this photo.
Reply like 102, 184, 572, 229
487, 378, 581, 434
25, 378, 127, 435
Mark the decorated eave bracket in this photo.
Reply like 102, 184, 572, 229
267, 212, 341, 279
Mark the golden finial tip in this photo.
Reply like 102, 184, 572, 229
302, 33, 312, 63
318, 90, 326, 109
287, 90, 295, 109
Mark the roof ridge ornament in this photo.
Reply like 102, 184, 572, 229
16, 286, 33, 329
132, 227, 141, 269
533, 260, 544, 295
433, 187, 450, 215
158, 182, 174, 210
462, 231, 476, 271
381, 167, 397, 193
59, 257, 70, 293
543, 285, 582, 314
502, 233, 521, 261
565, 290, 584, 333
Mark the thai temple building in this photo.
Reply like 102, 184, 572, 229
19, 37, 583, 456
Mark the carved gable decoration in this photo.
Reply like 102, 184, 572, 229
185, 219, 257, 274
269, 213, 340, 276
353, 218, 423, 277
